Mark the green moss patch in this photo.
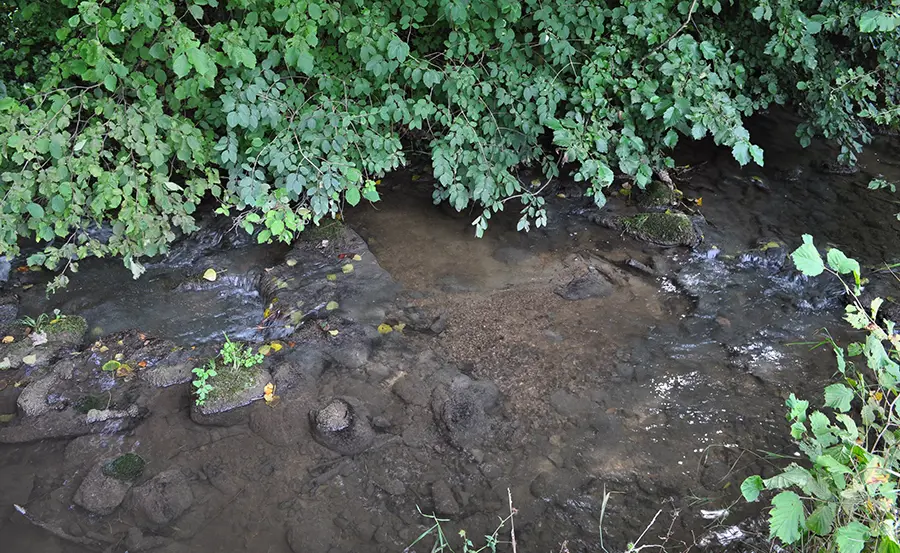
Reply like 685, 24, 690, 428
102, 453, 145, 481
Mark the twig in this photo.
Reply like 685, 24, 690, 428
508, 488, 518, 553
14, 504, 113, 550
641, 0, 700, 63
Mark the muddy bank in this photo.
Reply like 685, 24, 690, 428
1, 111, 900, 553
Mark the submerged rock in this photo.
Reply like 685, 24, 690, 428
555, 268, 614, 300
257, 228, 400, 340
309, 397, 375, 455
74, 458, 139, 515
432, 375, 501, 449
130, 469, 193, 527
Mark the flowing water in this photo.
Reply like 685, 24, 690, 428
1, 111, 899, 553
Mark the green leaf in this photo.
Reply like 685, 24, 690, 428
860, 10, 881, 33
805, 504, 835, 536
740, 475, 764, 502
768, 491, 805, 544
26, 203, 45, 218
878, 537, 900, 553
699, 41, 717, 59
835, 522, 870, 553
826, 248, 860, 277
823, 383, 853, 412
173, 54, 191, 77
103, 74, 117, 91
345, 186, 361, 206
791, 235, 824, 276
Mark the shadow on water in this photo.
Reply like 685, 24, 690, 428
1, 110, 899, 553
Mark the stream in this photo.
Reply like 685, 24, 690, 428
1, 110, 899, 553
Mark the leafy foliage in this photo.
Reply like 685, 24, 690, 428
2, 1, 900, 283
742, 237, 900, 553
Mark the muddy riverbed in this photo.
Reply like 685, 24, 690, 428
1, 111, 899, 553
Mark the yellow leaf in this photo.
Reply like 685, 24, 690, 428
531, 179, 541, 186
286, 258, 298, 267
115, 364, 134, 378
114, 352, 124, 361
264, 382, 276, 404
270, 342, 283, 352
556, 193, 566, 198
22, 354, 37, 365
22, 284, 33, 290
352, 254, 362, 261
328, 329, 339, 336
326, 301, 339, 311
341, 264, 354, 274
392, 322, 406, 332
377, 323, 393, 335
1, 336, 13, 344
202, 268, 217, 282
695, 197, 703, 207
874, 391, 883, 402
0, 413, 14, 423
263, 308, 271, 318
259, 345, 272, 356
326, 274, 337, 281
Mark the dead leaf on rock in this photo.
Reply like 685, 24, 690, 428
22, 354, 37, 366
1, 336, 13, 344
341, 264, 354, 274
203, 268, 217, 281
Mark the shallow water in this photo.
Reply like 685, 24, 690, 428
1, 111, 900, 553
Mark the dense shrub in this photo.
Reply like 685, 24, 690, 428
1, 1, 899, 287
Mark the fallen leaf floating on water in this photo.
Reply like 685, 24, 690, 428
377, 323, 393, 335
202, 268, 217, 282
325, 301, 339, 311
341, 264, 354, 274
1, 336, 13, 344
22, 354, 37, 366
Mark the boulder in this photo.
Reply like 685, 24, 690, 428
74, 457, 141, 515
309, 397, 375, 455
621, 212, 702, 247
131, 470, 193, 527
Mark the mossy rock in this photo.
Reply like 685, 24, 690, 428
622, 212, 701, 247
634, 180, 680, 210
45, 315, 88, 344
73, 394, 108, 414
102, 453, 146, 481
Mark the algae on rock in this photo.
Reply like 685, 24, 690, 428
622, 212, 701, 247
